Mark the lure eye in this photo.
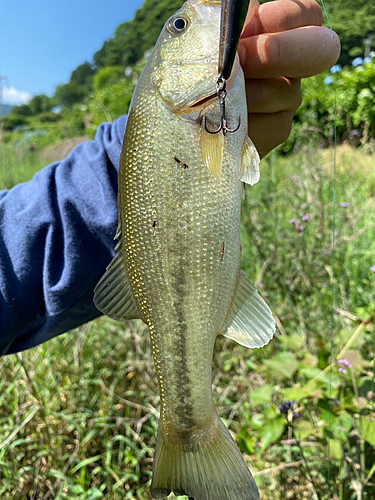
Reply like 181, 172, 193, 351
167, 15, 190, 35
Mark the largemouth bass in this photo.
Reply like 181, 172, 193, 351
94, 0, 275, 498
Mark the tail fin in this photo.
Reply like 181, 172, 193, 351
151, 416, 259, 500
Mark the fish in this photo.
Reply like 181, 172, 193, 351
94, 0, 276, 499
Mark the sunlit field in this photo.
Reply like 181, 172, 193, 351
0, 144, 374, 499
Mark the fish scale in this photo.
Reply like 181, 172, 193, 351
120, 96, 242, 435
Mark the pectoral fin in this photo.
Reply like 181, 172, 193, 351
239, 135, 260, 186
200, 125, 224, 180
94, 236, 140, 322
223, 271, 275, 348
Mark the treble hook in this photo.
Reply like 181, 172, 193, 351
203, 75, 240, 136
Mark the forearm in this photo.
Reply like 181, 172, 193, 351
0, 116, 127, 355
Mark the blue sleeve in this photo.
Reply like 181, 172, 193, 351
0, 115, 127, 356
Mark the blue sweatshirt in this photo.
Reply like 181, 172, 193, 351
0, 115, 127, 356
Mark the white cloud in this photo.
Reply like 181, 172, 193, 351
3, 86, 31, 105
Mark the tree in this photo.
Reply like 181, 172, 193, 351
92, 66, 125, 92
93, 0, 183, 69
9, 103, 32, 117
323, 0, 375, 66
53, 82, 86, 108
70, 62, 95, 90
28, 94, 53, 115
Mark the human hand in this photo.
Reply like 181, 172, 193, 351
238, 0, 341, 158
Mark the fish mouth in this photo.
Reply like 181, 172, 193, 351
191, 93, 217, 108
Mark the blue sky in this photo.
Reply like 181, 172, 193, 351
1, 0, 144, 105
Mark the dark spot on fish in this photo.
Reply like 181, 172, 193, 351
220, 241, 225, 262
171, 270, 195, 429
174, 156, 189, 169
152, 220, 157, 227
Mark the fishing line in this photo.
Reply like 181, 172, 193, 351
318, 0, 338, 497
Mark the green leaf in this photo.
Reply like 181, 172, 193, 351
263, 352, 299, 379
71, 455, 102, 474
294, 421, 317, 441
328, 439, 342, 460
249, 384, 274, 405
259, 418, 286, 449
361, 417, 375, 447
250, 413, 265, 430
281, 383, 322, 401
279, 333, 305, 350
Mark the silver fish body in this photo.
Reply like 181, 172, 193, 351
94, 1, 275, 498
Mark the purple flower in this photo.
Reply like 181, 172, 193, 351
334, 231, 339, 237
289, 218, 295, 224
292, 412, 300, 419
340, 202, 348, 208
338, 359, 352, 368
279, 401, 293, 414
370, 265, 375, 273
338, 367, 347, 374
302, 214, 310, 221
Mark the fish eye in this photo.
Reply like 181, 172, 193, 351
167, 15, 190, 35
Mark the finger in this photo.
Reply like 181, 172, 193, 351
239, 26, 341, 79
246, 77, 302, 114
248, 110, 295, 158
242, 0, 323, 38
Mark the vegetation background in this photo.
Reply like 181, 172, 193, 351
0, 0, 374, 499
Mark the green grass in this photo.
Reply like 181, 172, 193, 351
0, 143, 44, 190
0, 143, 374, 499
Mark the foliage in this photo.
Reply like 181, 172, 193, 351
70, 62, 95, 91
322, 0, 375, 66
53, 82, 87, 109
88, 80, 134, 134
0, 145, 374, 499
27, 94, 54, 115
282, 58, 375, 153
8, 94, 53, 119
2, 114, 29, 131
92, 66, 127, 93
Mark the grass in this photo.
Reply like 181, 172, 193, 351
0, 141, 374, 499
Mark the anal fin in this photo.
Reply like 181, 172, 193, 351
223, 270, 275, 348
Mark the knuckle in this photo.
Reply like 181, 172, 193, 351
309, 0, 324, 26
